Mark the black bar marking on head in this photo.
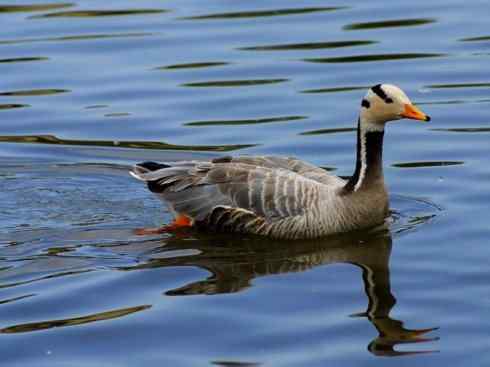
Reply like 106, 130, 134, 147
361, 99, 371, 108
371, 84, 393, 104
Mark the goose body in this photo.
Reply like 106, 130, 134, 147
131, 84, 430, 239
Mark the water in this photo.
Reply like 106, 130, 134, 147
1, 0, 489, 365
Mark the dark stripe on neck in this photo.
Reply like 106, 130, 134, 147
343, 120, 384, 193
343, 120, 362, 193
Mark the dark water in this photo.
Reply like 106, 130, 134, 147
1, 0, 489, 365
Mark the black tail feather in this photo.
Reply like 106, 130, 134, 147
134, 161, 172, 193
137, 161, 171, 172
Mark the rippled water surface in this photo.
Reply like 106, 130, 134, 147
1, 0, 489, 366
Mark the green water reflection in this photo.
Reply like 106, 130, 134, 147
180, 7, 346, 20
392, 161, 464, 168
182, 79, 288, 88
0, 305, 150, 334
30, 9, 167, 19
0, 57, 48, 63
0, 33, 152, 45
301, 86, 368, 94
304, 53, 445, 63
158, 62, 230, 70
0, 104, 30, 110
343, 18, 436, 30
0, 89, 69, 97
185, 116, 306, 127
0, 135, 256, 152
0, 3, 73, 13
300, 127, 356, 135
238, 40, 376, 51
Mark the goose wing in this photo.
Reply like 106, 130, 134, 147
221, 155, 344, 186
131, 158, 341, 222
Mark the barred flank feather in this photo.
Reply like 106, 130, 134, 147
131, 154, 388, 239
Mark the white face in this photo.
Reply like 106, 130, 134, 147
359, 84, 427, 126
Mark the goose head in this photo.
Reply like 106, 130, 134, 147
360, 84, 430, 128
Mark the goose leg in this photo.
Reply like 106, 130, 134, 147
134, 214, 192, 235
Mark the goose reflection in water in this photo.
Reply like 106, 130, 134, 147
129, 226, 439, 357
0, 225, 439, 357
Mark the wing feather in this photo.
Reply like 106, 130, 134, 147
132, 156, 343, 222
226, 155, 344, 186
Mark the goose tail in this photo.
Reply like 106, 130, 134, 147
129, 161, 171, 181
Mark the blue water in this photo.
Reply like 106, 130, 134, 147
1, 0, 489, 365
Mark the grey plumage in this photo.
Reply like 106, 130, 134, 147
130, 155, 387, 239
130, 84, 430, 239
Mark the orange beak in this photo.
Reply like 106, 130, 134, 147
401, 103, 430, 121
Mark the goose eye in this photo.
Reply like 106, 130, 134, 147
385, 97, 393, 104
361, 99, 370, 108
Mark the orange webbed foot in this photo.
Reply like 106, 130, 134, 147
134, 215, 193, 235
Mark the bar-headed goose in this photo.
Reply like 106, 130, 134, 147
131, 84, 430, 239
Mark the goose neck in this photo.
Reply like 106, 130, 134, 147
343, 118, 385, 193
